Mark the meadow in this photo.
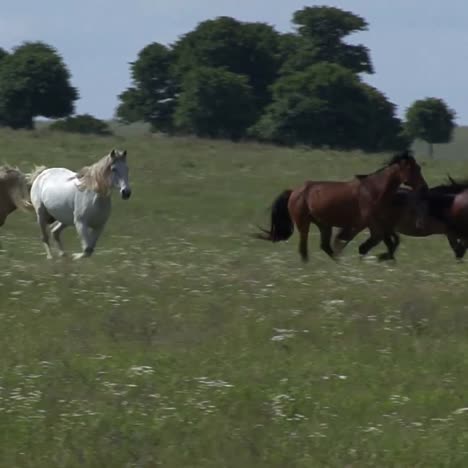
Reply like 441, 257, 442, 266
1, 127, 468, 467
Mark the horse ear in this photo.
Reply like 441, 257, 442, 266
122, 150, 127, 158
110, 149, 116, 159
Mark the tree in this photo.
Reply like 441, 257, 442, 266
116, 42, 176, 132
117, 8, 401, 148
172, 16, 282, 112
281, 6, 373, 75
174, 67, 256, 140
361, 84, 408, 151
250, 63, 403, 150
0, 42, 78, 129
0, 48, 8, 63
50, 114, 112, 136
405, 98, 456, 158
116, 19, 282, 133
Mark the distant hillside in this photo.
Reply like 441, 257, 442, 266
35, 119, 468, 159
412, 126, 468, 160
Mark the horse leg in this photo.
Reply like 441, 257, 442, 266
297, 220, 310, 263
37, 206, 53, 259
333, 227, 350, 255
73, 220, 95, 260
447, 233, 466, 259
460, 240, 468, 259
358, 233, 382, 256
0, 213, 6, 250
391, 232, 401, 253
359, 222, 398, 260
377, 233, 399, 261
51, 222, 68, 257
317, 224, 335, 259
333, 227, 362, 255
459, 239, 468, 259
73, 221, 104, 260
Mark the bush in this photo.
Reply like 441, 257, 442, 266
50, 114, 112, 136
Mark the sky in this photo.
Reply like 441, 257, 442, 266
2, 0, 467, 123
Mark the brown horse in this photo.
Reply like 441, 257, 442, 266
351, 178, 468, 260
0, 166, 31, 226
256, 150, 428, 261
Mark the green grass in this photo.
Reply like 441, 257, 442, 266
37, 118, 468, 160
2, 128, 468, 466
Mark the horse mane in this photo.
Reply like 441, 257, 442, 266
354, 149, 414, 180
76, 152, 114, 195
26, 165, 48, 190
384, 149, 414, 167
0, 165, 32, 211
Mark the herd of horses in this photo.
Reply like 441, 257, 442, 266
0, 148, 467, 262
0, 149, 131, 259
257, 150, 468, 261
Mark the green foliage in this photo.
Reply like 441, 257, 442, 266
116, 42, 175, 132
362, 84, 409, 151
405, 98, 456, 156
173, 17, 282, 110
116, 8, 378, 146
0, 48, 8, 63
116, 7, 455, 152
0, 42, 78, 129
49, 114, 112, 136
281, 6, 373, 75
174, 66, 256, 140
251, 63, 403, 150
117, 17, 282, 136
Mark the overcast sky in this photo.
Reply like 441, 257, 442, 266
2, 0, 466, 122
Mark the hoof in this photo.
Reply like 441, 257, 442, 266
377, 253, 394, 262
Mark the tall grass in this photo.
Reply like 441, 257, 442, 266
1, 128, 468, 466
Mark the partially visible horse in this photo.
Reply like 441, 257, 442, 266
255, 150, 427, 261
29, 149, 132, 260
0, 166, 31, 227
351, 177, 468, 260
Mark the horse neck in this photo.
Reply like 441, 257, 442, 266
364, 165, 402, 205
80, 157, 112, 195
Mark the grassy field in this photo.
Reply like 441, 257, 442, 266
2, 128, 468, 467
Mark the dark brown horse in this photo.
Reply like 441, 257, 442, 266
350, 178, 468, 260
256, 150, 428, 261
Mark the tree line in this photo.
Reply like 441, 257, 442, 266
0, 6, 456, 153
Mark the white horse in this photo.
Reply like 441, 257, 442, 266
29, 149, 131, 260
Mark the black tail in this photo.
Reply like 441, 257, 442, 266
254, 190, 294, 242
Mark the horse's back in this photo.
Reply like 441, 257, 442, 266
299, 179, 361, 226
31, 167, 78, 225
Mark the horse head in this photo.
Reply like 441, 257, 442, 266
391, 150, 428, 191
110, 149, 132, 200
